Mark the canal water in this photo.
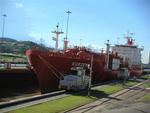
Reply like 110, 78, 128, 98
0, 69, 40, 102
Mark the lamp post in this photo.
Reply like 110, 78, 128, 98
63, 11, 71, 50
65, 11, 71, 39
88, 55, 93, 96
1, 14, 7, 43
105, 40, 110, 70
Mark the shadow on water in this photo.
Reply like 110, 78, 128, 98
0, 69, 40, 101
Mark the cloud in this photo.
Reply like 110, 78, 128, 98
28, 32, 42, 41
85, 43, 103, 52
15, 3, 23, 8
28, 32, 50, 46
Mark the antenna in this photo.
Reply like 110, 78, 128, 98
51, 23, 63, 50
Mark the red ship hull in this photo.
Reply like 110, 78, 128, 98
129, 68, 143, 78
26, 49, 120, 93
26, 50, 104, 93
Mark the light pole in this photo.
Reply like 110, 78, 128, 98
88, 55, 93, 96
105, 40, 110, 70
1, 14, 7, 43
65, 11, 71, 40
63, 11, 71, 50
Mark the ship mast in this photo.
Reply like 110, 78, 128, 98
52, 23, 63, 50
125, 32, 135, 46
63, 11, 71, 51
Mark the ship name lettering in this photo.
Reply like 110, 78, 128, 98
72, 62, 89, 68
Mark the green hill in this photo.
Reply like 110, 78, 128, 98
0, 37, 50, 54
0, 38, 51, 62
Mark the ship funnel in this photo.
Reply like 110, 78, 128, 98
63, 37, 69, 51
124, 32, 135, 46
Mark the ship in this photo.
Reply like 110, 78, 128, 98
112, 32, 143, 77
26, 22, 126, 93
26, 44, 123, 93
26, 24, 143, 93
26, 11, 143, 93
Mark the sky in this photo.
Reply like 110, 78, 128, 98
0, 0, 150, 63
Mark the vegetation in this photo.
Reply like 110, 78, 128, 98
8, 80, 140, 113
8, 95, 93, 113
96, 84, 123, 94
140, 75, 150, 80
140, 93, 150, 102
142, 80, 150, 88
125, 80, 139, 87
135, 79, 150, 102
0, 37, 51, 62
96, 80, 139, 94
0, 37, 50, 54
0, 54, 26, 63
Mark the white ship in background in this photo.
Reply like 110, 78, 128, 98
112, 32, 143, 77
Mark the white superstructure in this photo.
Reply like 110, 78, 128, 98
112, 33, 143, 68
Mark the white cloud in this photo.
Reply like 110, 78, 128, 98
85, 43, 103, 52
28, 32, 50, 46
15, 3, 23, 8
29, 32, 42, 41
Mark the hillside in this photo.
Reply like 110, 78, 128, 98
0, 37, 50, 55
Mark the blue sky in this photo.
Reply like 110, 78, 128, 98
0, 0, 150, 63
